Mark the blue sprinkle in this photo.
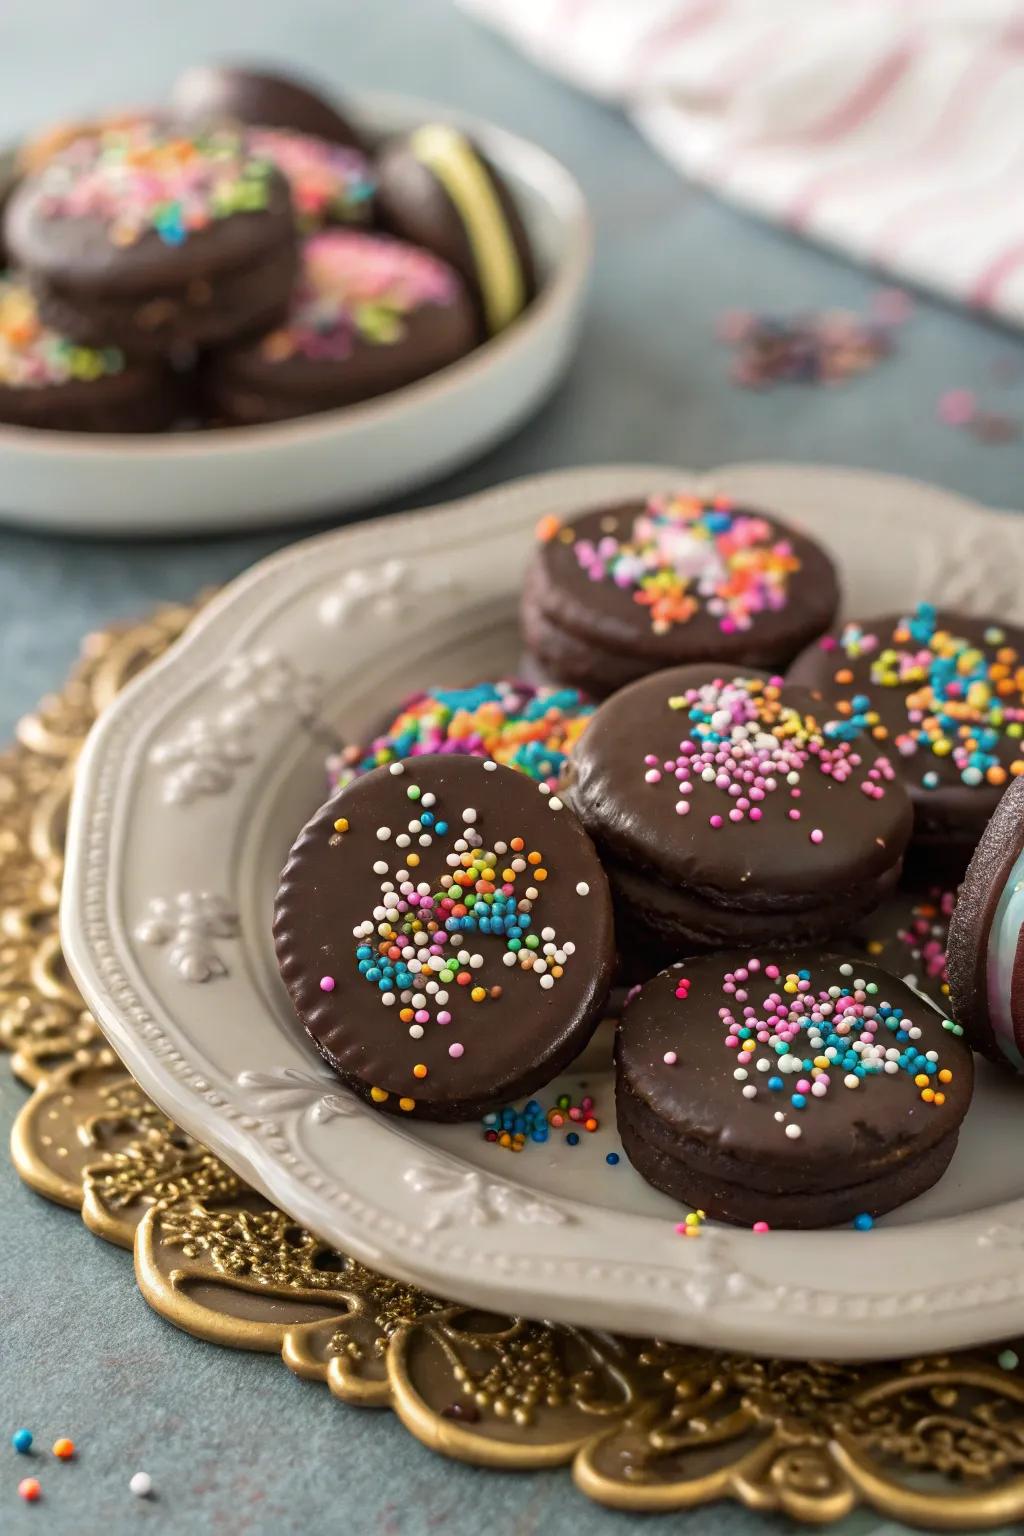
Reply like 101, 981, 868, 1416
853, 1213, 874, 1231
12, 1429, 32, 1454
606, 1152, 620, 1165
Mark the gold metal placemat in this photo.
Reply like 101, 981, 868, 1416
5, 600, 1024, 1530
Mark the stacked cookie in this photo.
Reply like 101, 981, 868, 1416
0, 64, 537, 432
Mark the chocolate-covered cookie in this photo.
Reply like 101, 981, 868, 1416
6, 124, 298, 357
616, 952, 973, 1228
247, 128, 374, 231
171, 64, 363, 149
376, 124, 534, 335
947, 775, 1024, 1070
204, 230, 478, 425
851, 883, 954, 1015
0, 273, 177, 431
327, 680, 594, 793
274, 755, 614, 1121
788, 604, 1024, 875
569, 665, 913, 956
522, 494, 839, 699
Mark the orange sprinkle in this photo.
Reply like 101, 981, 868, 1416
413, 1063, 427, 1079
535, 514, 561, 542
399, 1097, 416, 1112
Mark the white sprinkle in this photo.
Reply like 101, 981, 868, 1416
549, 797, 563, 810
129, 1473, 153, 1499
419, 834, 432, 846
421, 792, 435, 807
483, 760, 497, 771
389, 763, 405, 776
773, 1111, 785, 1123
408, 819, 422, 833
756, 1059, 771, 1073
381, 993, 395, 1007
733, 1067, 748, 1081
511, 858, 526, 872
463, 808, 477, 824
563, 942, 576, 956
373, 861, 388, 876
455, 838, 468, 852
526, 887, 539, 901
785, 1123, 802, 1140
576, 882, 590, 896
470, 953, 483, 968
494, 841, 508, 855
925, 1050, 939, 1062
541, 927, 555, 941
839, 963, 853, 975
742, 1085, 757, 1099
502, 952, 517, 967
534, 959, 548, 974
884, 1060, 898, 1074
412, 993, 426, 1008
376, 826, 391, 841
844, 1073, 860, 1089
539, 974, 555, 989
538, 782, 551, 794
396, 834, 411, 847
409, 1024, 424, 1039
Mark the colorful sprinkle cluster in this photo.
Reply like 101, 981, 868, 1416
0, 276, 125, 388
341, 765, 580, 1110
821, 604, 1024, 790
645, 675, 896, 835
862, 888, 953, 1004
247, 128, 374, 229
538, 494, 801, 636
709, 958, 956, 1139
36, 125, 278, 246
328, 681, 593, 793
717, 291, 910, 389
262, 231, 459, 362
482, 1090, 599, 1151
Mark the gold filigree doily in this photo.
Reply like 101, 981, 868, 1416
4, 599, 1024, 1529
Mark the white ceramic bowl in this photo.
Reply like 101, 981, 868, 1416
62, 462, 1024, 1360
0, 96, 590, 535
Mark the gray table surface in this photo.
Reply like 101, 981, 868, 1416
2, 2, 1023, 1531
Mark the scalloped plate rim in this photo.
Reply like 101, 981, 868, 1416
61, 460, 1024, 1358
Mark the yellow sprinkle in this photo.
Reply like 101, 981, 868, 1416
407, 853, 420, 867
370, 1086, 388, 1103
399, 1097, 416, 1113
334, 817, 349, 833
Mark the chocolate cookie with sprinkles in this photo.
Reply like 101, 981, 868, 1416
204, 230, 478, 424
0, 272, 177, 431
326, 680, 594, 793
521, 493, 839, 699
274, 755, 614, 1121
615, 952, 973, 1228
788, 604, 1024, 876
5, 122, 298, 357
567, 664, 913, 960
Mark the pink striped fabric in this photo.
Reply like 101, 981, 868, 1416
459, 0, 1024, 325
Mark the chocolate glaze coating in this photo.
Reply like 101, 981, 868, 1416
568, 664, 913, 902
171, 65, 364, 149
6, 164, 297, 357
788, 610, 1024, 875
375, 132, 535, 327
523, 501, 839, 698
947, 775, 1024, 1065
274, 756, 614, 1121
0, 358, 179, 432
616, 952, 973, 1227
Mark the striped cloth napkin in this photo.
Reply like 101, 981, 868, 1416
460, 0, 1024, 326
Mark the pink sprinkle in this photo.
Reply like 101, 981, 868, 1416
710, 814, 724, 829
645, 768, 662, 784
320, 976, 335, 992
675, 800, 690, 815
752, 1221, 771, 1234
796, 1079, 811, 1093
810, 828, 824, 844
415, 1009, 430, 1024
937, 387, 976, 426
437, 1010, 452, 1025
788, 808, 801, 820
663, 1050, 678, 1065
448, 1042, 464, 1058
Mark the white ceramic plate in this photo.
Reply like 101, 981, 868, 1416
63, 462, 1024, 1360
0, 97, 589, 536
